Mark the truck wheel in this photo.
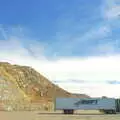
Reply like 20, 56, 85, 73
63, 109, 74, 114
112, 110, 116, 114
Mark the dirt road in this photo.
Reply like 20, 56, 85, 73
0, 111, 120, 120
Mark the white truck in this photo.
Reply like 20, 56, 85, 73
55, 98, 120, 114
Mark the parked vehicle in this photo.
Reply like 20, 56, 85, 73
54, 98, 120, 114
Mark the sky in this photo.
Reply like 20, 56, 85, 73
0, 0, 120, 98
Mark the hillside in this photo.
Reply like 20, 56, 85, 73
0, 62, 89, 111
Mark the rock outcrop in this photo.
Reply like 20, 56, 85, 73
0, 62, 89, 111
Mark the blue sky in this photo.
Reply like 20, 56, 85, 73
0, 0, 120, 98
0, 0, 114, 57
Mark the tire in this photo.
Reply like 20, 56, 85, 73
63, 109, 74, 114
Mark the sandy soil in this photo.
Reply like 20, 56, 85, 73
0, 111, 120, 120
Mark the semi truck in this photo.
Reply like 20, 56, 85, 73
55, 98, 120, 114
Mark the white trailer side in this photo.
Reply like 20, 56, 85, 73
55, 98, 116, 114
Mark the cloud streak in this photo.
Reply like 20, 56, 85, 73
52, 0, 120, 57
1, 32, 120, 98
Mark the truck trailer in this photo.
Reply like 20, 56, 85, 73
55, 98, 120, 114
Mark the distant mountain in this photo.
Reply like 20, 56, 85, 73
107, 80, 120, 84
0, 62, 89, 111
71, 93, 90, 98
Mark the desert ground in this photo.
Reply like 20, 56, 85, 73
0, 110, 120, 120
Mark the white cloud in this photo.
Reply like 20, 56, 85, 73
1, 36, 120, 98
75, 0, 120, 44
102, 0, 120, 20
50, 0, 120, 58
69, 0, 120, 57
90, 41, 119, 55
76, 25, 111, 43
59, 83, 120, 98
106, 6, 120, 20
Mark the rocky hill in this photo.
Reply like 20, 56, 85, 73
0, 62, 89, 111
